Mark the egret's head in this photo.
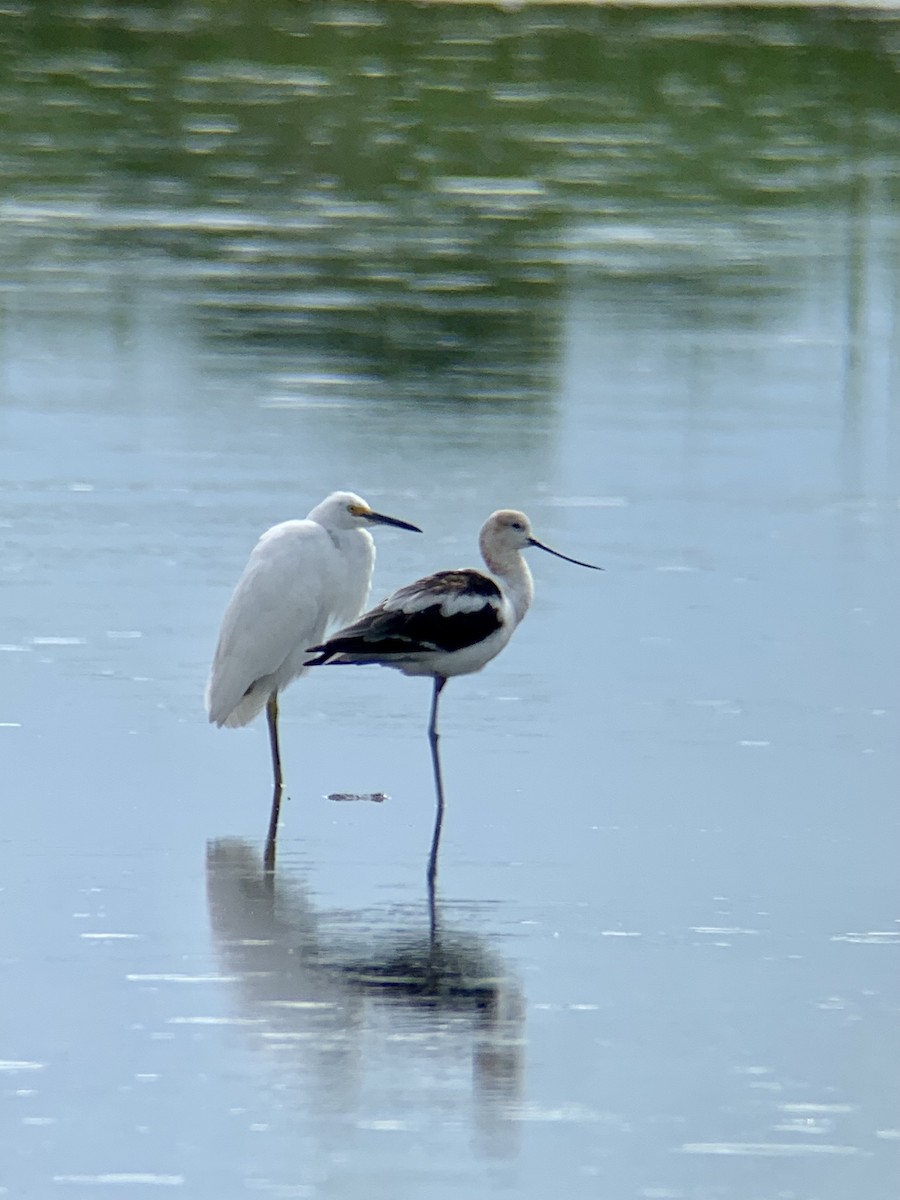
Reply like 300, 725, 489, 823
314, 491, 421, 533
480, 509, 601, 569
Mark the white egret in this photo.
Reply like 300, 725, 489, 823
307, 509, 600, 881
206, 490, 421, 868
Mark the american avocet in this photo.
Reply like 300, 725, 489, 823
307, 509, 600, 880
206, 491, 421, 869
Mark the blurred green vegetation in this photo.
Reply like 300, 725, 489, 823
3, 3, 898, 203
1, 2, 899, 396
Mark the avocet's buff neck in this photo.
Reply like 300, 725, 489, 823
479, 510, 535, 626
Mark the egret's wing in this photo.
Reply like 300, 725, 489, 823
311, 570, 503, 660
206, 522, 334, 724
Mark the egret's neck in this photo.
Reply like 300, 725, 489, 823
481, 543, 533, 625
330, 527, 376, 625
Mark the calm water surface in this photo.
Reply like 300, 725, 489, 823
1, 4, 898, 1198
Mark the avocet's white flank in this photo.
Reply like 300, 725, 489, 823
206, 490, 421, 868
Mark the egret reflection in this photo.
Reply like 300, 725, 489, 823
205, 838, 525, 1157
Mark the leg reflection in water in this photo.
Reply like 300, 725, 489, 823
206, 838, 525, 1159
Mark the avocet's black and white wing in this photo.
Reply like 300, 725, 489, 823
308, 569, 504, 664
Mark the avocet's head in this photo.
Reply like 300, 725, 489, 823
480, 510, 535, 555
310, 491, 421, 534
480, 509, 601, 569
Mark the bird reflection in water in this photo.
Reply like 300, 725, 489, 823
205, 838, 525, 1158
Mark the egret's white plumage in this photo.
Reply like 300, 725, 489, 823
206, 490, 420, 868
308, 509, 600, 882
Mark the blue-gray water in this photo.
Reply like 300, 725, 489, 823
1, 4, 898, 1198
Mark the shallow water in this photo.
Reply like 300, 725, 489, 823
1, 4, 898, 1198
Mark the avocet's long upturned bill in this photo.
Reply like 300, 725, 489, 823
206, 491, 421, 869
307, 509, 601, 880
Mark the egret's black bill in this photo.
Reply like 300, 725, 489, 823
528, 537, 602, 570
369, 511, 422, 533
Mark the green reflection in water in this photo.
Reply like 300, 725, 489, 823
1, 3, 899, 401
